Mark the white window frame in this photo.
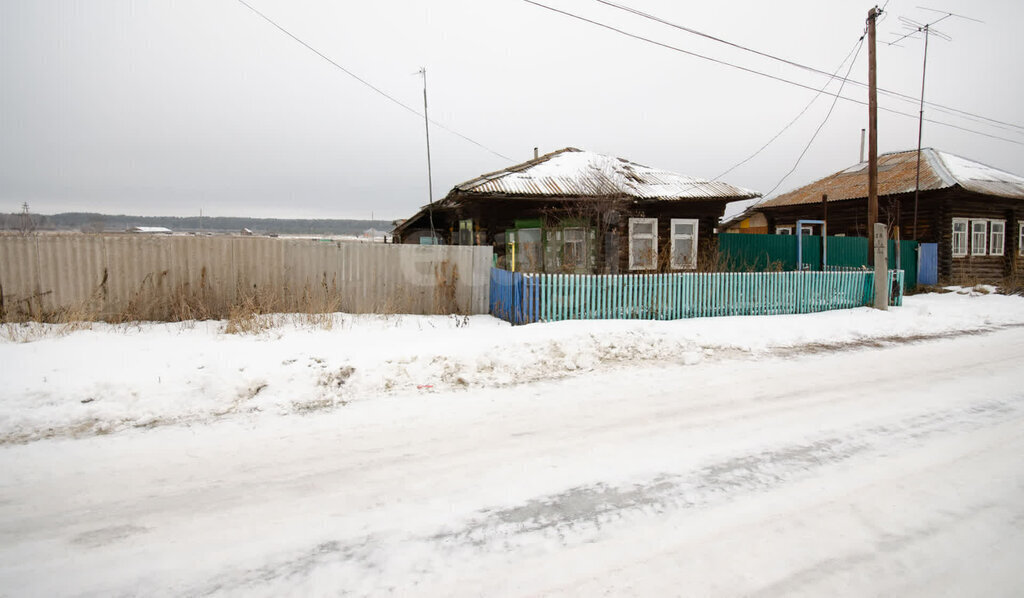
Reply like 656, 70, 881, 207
628, 217, 658, 270
670, 218, 699, 270
775, 226, 793, 235
951, 218, 968, 257
971, 220, 988, 256
1019, 223, 1024, 257
800, 225, 814, 237
989, 220, 1005, 257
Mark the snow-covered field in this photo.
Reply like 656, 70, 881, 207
1, 289, 1023, 596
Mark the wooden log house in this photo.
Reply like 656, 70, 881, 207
723, 149, 1024, 282
393, 147, 759, 274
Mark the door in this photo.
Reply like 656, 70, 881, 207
918, 243, 938, 286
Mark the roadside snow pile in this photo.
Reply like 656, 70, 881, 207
2, 291, 1023, 444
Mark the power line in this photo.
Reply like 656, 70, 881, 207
591, 0, 1024, 134
594, 0, 854, 85
524, 0, 1024, 147
714, 39, 864, 183
764, 39, 865, 198
234, 0, 514, 162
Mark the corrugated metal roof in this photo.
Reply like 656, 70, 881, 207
760, 148, 1024, 208
448, 147, 759, 202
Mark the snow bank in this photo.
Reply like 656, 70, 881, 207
2, 291, 1023, 443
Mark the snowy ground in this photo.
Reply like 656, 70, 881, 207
2, 288, 1023, 445
1, 289, 1023, 595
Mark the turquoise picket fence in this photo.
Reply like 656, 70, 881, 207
489, 268, 904, 325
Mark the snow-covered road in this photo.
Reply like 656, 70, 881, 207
2, 325, 1023, 596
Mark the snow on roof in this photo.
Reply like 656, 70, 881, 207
128, 226, 173, 234
450, 147, 759, 202
720, 197, 765, 225
761, 149, 1024, 208
935, 151, 1024, 198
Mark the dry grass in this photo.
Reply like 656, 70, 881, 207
948, 261, 983, 289
433, 260, 462, 315
1, 260, 470, 338
998, 271, 1024, 296
223, 297, 278, 335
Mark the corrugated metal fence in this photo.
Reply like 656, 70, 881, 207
718, 234, 918, 289
0, 235, 492, 320
490, 268, 904, 325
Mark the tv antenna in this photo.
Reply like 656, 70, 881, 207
888, 7, 981, 240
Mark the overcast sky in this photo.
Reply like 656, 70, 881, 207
2, 0, 1022, 220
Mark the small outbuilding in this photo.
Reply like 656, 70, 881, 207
393, 147, 758, 273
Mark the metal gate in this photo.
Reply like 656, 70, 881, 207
918, 243, 938, 286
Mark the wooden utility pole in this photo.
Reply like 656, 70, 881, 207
418, 67, 436, 240
912, 24, 930, 241
867, 6, 879, 266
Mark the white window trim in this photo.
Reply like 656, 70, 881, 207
1019, 223, 1024, 257
951, 218, 968, 258
989, 220, 1006, 257
628, 217, 658, 271
775, 226, 793, 235
800, 225, 814, 237
670, 218, 699, 270
971, 219, 988, 256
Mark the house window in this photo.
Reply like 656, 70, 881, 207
989, 220, 1005, 256
670, 218, 699, 270
628, 218, 657, 270
563, 228, 587, 271
776, 226, 793, 235
517, 228, 543, 272
1020, 223, 1024, 257
971, 220, 988, 256
951, 219, 968, 257
800, 225, 814, 236
458, 219, 474, 246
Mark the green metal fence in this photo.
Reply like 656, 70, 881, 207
491, 268, 905, 324
718, 234, 918, 289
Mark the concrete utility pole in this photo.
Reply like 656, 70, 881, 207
874, 223, 889, 310
867, 6, 880, 267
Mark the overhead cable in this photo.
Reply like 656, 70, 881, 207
713, 39, 865, 183
235, 0, 514, 161
763, 39, 866, 197
523, 0, 1024, 147
593, 0, 1024, 134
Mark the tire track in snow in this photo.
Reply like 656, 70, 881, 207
176, 394, 1023, 595
433, 397, 1021, 551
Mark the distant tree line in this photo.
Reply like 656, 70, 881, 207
0, 212, 393, 235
